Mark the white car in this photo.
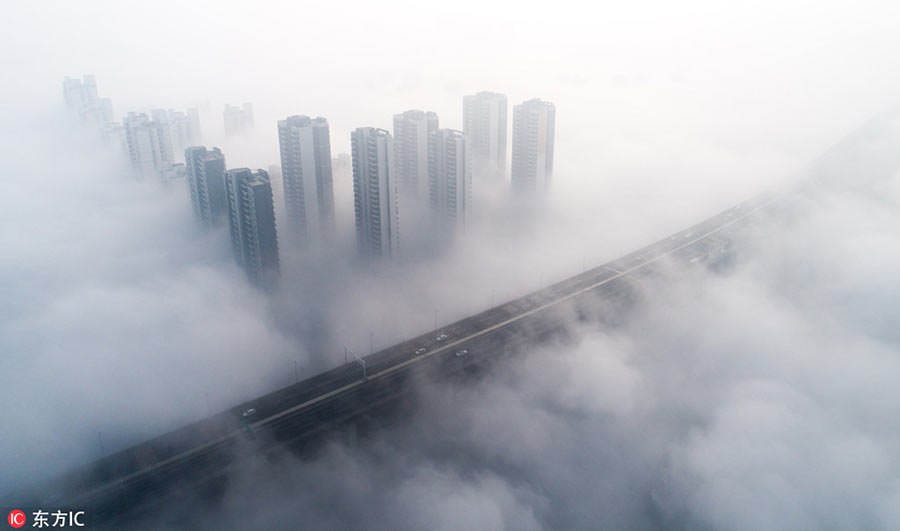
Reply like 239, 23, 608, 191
242, 408, 256, 418
415, 347, 427, 355
455, 349, 468, 357
436, 333, 449, 341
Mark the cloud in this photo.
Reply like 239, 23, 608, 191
0, 113, 301, 489
150, 132, 900, 530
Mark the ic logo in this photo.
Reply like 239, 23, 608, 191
7, 510, 25, 528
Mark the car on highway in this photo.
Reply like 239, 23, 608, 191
415, 347, 427, 355
436, 333, 449, 341
455, 349, 468, 357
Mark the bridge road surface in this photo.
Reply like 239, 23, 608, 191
10, 188, 779, 526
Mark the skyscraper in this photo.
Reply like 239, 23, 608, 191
463, 91, 507, 182
223, 103, 254, 136
184, 146, 227, 227
511, 99, 555, 194
149, 109, 175, 169
187, 108, 202, 143
122, 112, 173, 179
161, 163, 187, 189
146, 108, 203, 167
277, 115, 335, 242
63, 75, 113, 126
351, 127, 400, 258
393, 110, 439, 200
62, 75, 96, 111
428, 129, 471, 230
102, 122, 127, 155
167, 109, 202, 156
224, 168, 280, 288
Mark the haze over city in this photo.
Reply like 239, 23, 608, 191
2, 1, 900, 529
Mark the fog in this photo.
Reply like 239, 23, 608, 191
181, 146, 900, 530
2, 0, 900, 528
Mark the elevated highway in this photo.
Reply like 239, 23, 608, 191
20, 186, 782, 526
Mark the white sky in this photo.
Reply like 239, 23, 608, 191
5, 0, 900, 168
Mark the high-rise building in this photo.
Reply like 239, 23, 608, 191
266, 164, 284, 218
102, 122, 127, 154
161, 163, 187, 189
224, 168, 280, 288
428, 129, 471, 230
393, 110, 438, 200
463, 91, 507, 182
511, 99, 555, 194
188, 108, 201, 143
122, 112, 173, 179
146, 108, 203, 166
149, 109, 175, 168
167, 109, 202, 155
62, 75, 97, 111
351, 127, 400, 258
63, 75, 113, 126
333, 153, 351, 173
122, 114, 155, 178
184, 146, 227, 227
224, 103, 254, 136
277, 115, 335, 242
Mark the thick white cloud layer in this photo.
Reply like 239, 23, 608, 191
0, 114, 301, 487
183, 155, 900, 530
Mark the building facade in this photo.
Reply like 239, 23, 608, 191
428, 128, 471, 230
351, 127, 400, 258
122, 112, 173, 179
166, 108, 202, 156
161, 162, 187, 189
511, 99, 555, 194
223, 103, 254, 136
393, 110, 439, 200
224, 168, 280, 288
63, 75, 113, 126
185, 146, 227, 227
277, 115, 335, 242
463, 91, 507, 182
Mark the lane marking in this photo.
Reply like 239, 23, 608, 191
70, 193, 779, 502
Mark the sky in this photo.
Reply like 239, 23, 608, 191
1, 0, 900, 528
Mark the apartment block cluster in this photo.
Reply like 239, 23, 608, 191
63, 76, 204, 185
63, 75, 113, 128
349, 93, 555, 261
120, 109, 202, 184
63, 77, 555, 289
